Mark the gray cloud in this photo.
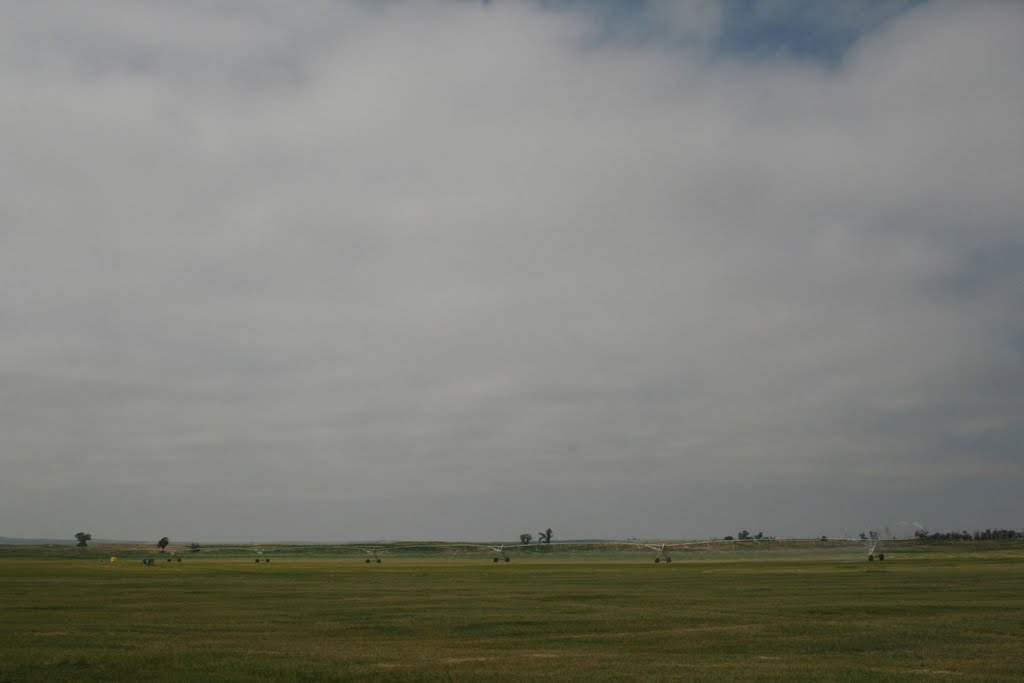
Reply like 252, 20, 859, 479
1, 1, 1022, 541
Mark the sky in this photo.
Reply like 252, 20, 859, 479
1, 0, 1022, 543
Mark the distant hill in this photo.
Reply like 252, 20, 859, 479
0, 536, 140, 546
0, 537, 75, 545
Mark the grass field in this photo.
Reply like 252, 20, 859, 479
2, 544, 1023, 681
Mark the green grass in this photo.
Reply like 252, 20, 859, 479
2, 546, 1023, 681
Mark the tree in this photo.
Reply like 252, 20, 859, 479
190, 543, 201, 553
723, 535, 734, 541
157, 537, 170, 552
858, 532, 867, 541
74, 532, 92, 548
520, 533, 532, 545
539, 528, 553, 544
754, 531, 764, 541
737, 530, 751, 540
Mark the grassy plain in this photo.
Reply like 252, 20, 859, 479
1, 544, 1022, 681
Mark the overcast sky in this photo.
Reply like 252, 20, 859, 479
2, 0, 1022, 542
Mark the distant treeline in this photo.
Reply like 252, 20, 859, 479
915, 529, 1023, 541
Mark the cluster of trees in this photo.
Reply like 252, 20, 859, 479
520, 528, 554, 545
914, 529, 1023, 541
722, 531, 769, 541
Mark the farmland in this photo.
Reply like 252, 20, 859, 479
2, 543, 1023, 681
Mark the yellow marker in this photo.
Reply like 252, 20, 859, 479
110, 556, 118, 563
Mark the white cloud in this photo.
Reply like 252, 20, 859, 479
1, 0, 1022, 540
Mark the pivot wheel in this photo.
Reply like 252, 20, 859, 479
375, 558, 382, 564
666, 557, 672, 564
365, 558, 371, 564
654, 557, 661, 563
493, 557, 499, 563
504, 557, 510, 563
868, 554, 874, 562
878, 554, 885, 561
